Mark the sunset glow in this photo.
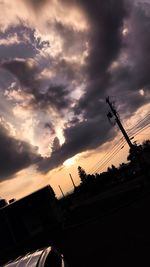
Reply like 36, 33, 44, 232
0, 0, 150, 200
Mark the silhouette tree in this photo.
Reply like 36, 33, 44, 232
127, 144, 137, 162
51, 137, 60, 152
78, 166, 87, 184
141, 139, 150, 170
142, 139, 150, 149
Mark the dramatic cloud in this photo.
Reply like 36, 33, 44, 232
37, 0, 150, 173
0, 26, 38, 60
73, 0, 128, 116
0, 0, 150, 181
2, 59, 72, 112
53, 20, 88, 57
2, 59, 38, 90
38, 116, 115, 173
0, 119, 41, 181
108, 2, 150, 115
36, 0, 128, 171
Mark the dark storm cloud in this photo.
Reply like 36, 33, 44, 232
2, 59, 39, 90
0, 25, 41, 60
31, 83, 72, 111
75, 73, 110, 118
82, 0, 127, 78
0, 122, 41, 181
125, 3, 150, 90
73, 0, 128, 118
38, 116, 114, 173
62, 0, 127, 76
37, 0, 128, 172
53, 21, 87, 56
110, 2, 150, 114
53, 58, 83, 83
37, 0, 150, 173
72, 0, 150, 117
2, 59, 72, 111
1, 0, 150, 176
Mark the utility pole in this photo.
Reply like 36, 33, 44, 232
58, 185, 65, 198
106, 96, 134, 149
106, 96, 147, 183
69, 173, 76, 190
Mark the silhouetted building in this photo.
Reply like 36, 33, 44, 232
0, 186, 63, 256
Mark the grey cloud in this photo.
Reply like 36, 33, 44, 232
38, 0, 150, 173
0, 43, 37, 60
109, 2, 150, 114
1, 23, 83, 113
62, 0, 127, 77
38, 116, 114, 173
31, 83, 72, 111
83, 0, 127, 78
0, 122, 41, 181
2, 59, 39, 90
1, 0, 150, 177
53, 21, 87, 57
52, 58, 83, 86
0, 25, 40, 60
70, 0, 150, 118
75, 73, 110, 118
126, 3, 150, 89
2, 59, 72, 112
74, 0, 128, 117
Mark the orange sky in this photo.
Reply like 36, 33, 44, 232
0, 0, 150, 201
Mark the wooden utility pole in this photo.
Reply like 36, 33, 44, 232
69, 173, 76, 190
106, 96, 147, 183
58, 185, 65, 198
106, 96, 134, 149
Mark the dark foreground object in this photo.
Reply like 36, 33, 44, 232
57, 185, 150, 267
1, 183, 150, 267
2, 246, 65, 267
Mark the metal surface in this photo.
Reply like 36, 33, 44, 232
2, 246, 65, 267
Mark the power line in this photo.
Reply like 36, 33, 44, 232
94, 124, 150, 174
131, 123, 150, 139
88, 116, 150, 175
96, 124, 150, 174
91, 140, 125, 174
88, 120, 137, 174
94, 141, 126, 173
88, 136, 124, 174
127, 115, 150, 136
128, 121, 150, 140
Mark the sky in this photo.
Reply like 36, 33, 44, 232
0, 0, 150, 200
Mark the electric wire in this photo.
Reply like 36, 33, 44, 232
88, 116, 150, 175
